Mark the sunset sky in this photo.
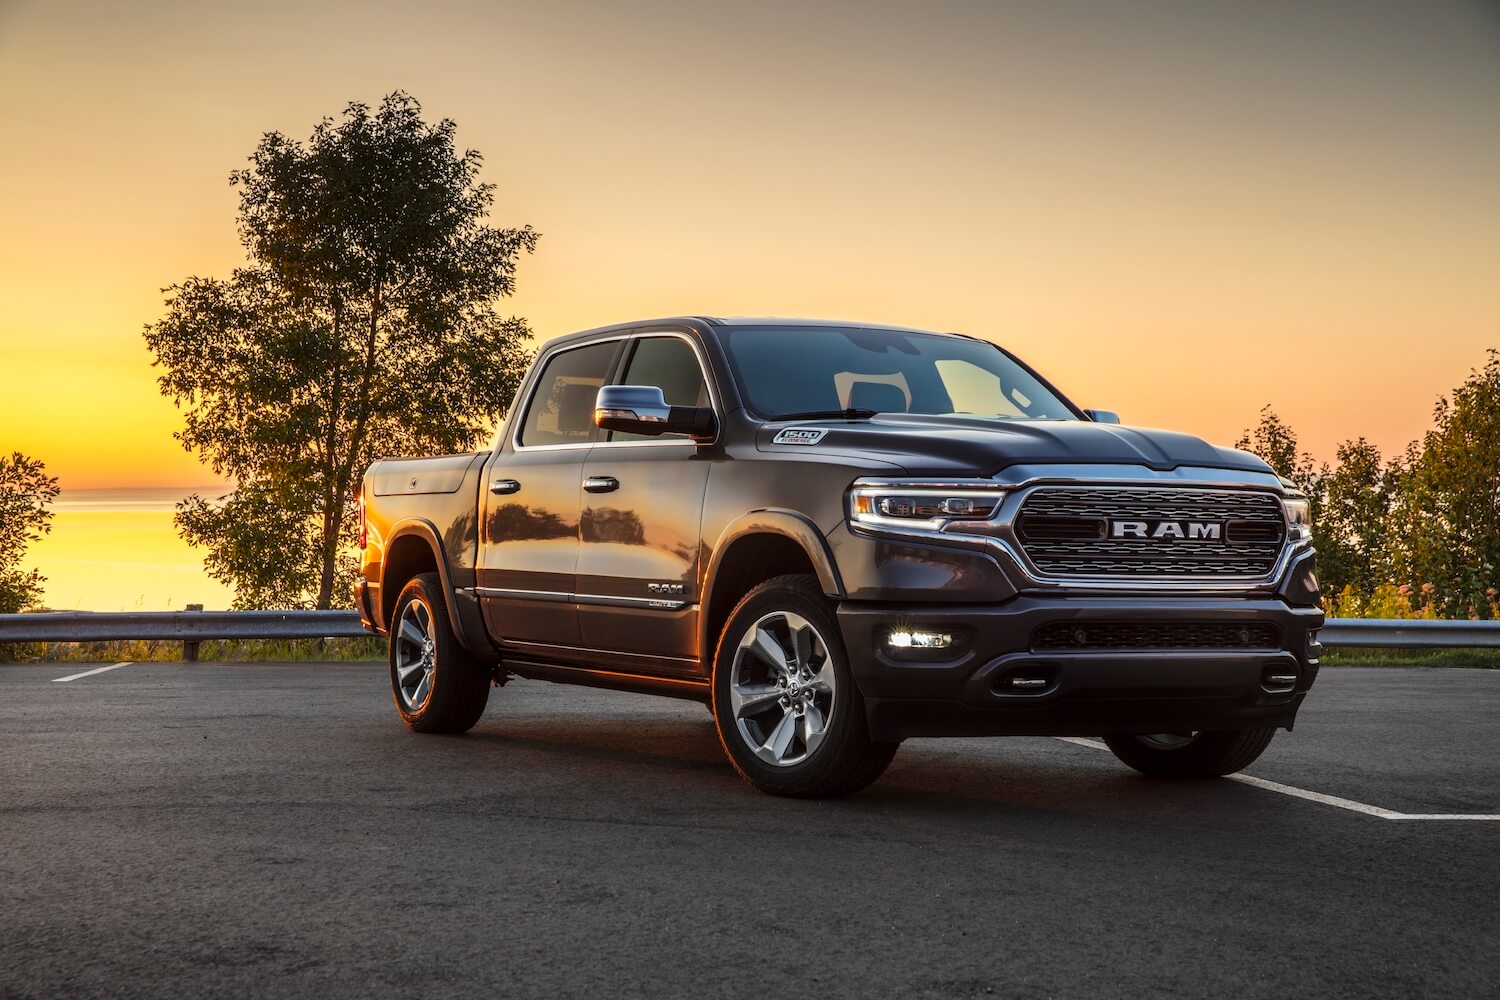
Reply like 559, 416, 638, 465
2, 0, 1497, 491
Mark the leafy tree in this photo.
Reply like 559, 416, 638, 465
0, 451, 60, 613
1394, 350, 1500, 616
1235, 408, 1327, 569
1316, 437, 1390, 598
1235, 405, 1320, 496
145, 93, 538, 609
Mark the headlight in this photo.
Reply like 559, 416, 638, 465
1284, 497, 1313, 542
849, 480, 1008, 533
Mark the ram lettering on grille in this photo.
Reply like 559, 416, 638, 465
1016, 487, 1286, 579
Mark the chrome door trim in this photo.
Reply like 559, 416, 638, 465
475, 587, 573, 603
474, 586, 691, 612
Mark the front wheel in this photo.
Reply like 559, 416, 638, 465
1103, 728, 1277, 778
711, 575, 898, 798
389, 573, 491, 734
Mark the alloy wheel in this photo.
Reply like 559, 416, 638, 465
728, 611, 836, 767
394, 597, 437, 712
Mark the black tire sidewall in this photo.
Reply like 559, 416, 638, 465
1103, 728, 1276, 778
388, 573, 487, 733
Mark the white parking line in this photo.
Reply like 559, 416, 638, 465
52, 662, 133, 683
1225, 773, 1404, 818
1053, 736, 1500, 821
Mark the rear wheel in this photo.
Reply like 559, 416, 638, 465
1103, 728, 1277, 778
389, 573, 490, 734
711, 575, 898, 798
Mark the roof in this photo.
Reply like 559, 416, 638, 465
538, 315, 962, 348
702, 316, 943, 334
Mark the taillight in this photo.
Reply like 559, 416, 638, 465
358, 493, 367, 549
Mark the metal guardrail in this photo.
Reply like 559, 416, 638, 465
1319, 618, 1500, 649
0, 610, 369, 643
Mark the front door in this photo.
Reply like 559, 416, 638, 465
478, 338, 622, 650
575, 333, 717, 672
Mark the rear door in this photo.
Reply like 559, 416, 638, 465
575, 332, 718, 672
478, 338, 623, 650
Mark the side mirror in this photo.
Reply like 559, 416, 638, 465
594, 384, 717, 441
1084, 408, 1121, 424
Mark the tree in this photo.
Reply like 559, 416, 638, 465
145, 93, 538, 609
1316, 437, 1390, 599
1234, 405, 1320, 495
0, 451, 60, 613
1394, 350, 1500, 616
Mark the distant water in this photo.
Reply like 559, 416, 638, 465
51, 487, 232, 512
28, 487, 237, 612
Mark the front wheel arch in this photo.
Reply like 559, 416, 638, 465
700, 512, 844, 668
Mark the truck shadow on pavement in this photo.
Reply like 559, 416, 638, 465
452, 712, 1265, 823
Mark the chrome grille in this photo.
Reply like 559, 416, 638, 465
1016, 487, 1286, 579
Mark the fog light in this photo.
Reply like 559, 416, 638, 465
886, 629, 954, 650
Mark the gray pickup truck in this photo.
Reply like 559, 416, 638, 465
356, 317, 1322, 797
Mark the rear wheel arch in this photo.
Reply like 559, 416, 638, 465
701, 511, 845, 668
380, 520, 470, 650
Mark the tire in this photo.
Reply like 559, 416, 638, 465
711, 574, 898, 798
1102, 728, 1277, 779
388, 573, 491, 734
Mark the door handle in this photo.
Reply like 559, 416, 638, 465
490, 479, 521, 495
583, 476, 619, 494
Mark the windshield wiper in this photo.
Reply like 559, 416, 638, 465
766, 407, 879, 421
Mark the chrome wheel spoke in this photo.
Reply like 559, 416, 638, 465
791, 625, 813, 672
748, 625, 790, 676
396, 659, 424, 685
410, 670, 432, 709
399, 620, 425, 647
800, 704, 828, 756
809, 659, 835, 694
733, 684, 784, 718
765, 710, 797, 763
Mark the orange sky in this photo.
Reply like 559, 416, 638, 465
2, 0, 1497, 489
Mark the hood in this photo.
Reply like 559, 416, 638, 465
756, 414, 1271, 477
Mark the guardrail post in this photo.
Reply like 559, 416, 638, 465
183, 604, 202, 661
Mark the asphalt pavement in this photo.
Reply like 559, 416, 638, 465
3, 661, 1496, 998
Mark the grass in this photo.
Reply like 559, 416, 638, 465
1321, 646, 1500, 668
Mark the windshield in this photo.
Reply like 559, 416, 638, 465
719, 325, 1079, 422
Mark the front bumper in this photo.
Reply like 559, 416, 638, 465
838, 596, 1323, 741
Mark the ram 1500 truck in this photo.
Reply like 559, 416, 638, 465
356, 317, 1322, 797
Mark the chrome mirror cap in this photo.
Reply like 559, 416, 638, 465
595, 384, 717, 441
1085, 409, 1121, 424
595, 384, 671, 425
